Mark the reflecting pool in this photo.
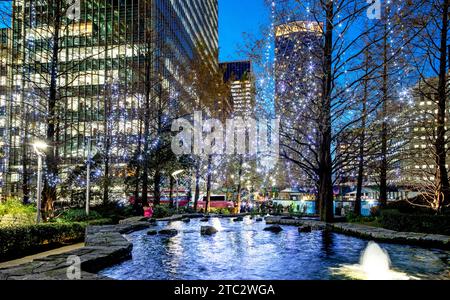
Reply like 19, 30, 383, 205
100, 217, 450, 280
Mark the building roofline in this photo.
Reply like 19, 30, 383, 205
219, 59, 252, 65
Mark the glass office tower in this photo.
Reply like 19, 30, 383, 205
0, 28, 11, 196
0, 0, 218, 202
220, 61, 254, 118
274, 20, 323, 189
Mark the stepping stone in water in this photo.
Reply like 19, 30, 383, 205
158, 229, 178, 236
234, 217, 244, 222
147, 230, 157, 236
201, 226, 218, 236
264, 225, 283, 233
298, 226, 312, 233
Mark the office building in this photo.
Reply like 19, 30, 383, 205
220, 60, 254, 118
274, 20, 323, 189
0, 0, 218, 201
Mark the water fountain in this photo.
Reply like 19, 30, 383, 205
332, 242, 412, 280
101, 219, 448, 280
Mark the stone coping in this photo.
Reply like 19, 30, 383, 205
0, 222, 151, 280
265, 216, 450, 250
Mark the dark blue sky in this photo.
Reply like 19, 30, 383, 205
218, 0, 270, 62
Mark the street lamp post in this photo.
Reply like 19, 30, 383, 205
33, 141, 48, 224
85, 137, 97, 216
36, 154, 43, 223
86, 138, 92, 216
171, 170, 184, 212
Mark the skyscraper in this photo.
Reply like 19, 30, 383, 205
0, 0, 218, 201
274, 20, 323, 189
220, 60, 254, 118
275, 21, 323, 100
0, 28, 11, 196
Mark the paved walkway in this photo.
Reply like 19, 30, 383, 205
0, 222, 151, 280
0, 243, 85, 269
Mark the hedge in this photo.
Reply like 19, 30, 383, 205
0, 223, 86, 262
380, 210, 450, 235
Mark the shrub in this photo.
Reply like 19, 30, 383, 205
274, 204, 284, 215
0, 198, 36, 227
177, 207, 196, 214
0, 222, 86, 262
153, 205, 175, 218
379, 209, 450, 235
92, 203, 135, 222
346, 211, 376, 224
59, 209, 102, 223
209, 208, 232, 215
86, 218, 114, 226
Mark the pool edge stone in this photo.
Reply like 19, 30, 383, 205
0, 221, 152, 280
265, 216, 450, 250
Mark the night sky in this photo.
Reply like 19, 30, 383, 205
218, 0, 270, 62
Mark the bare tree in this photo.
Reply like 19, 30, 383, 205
181, 44, 231, 213
261, 0, 423, 221
405, 0, 450, 213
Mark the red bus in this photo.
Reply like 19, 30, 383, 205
130, 192, 234, 210
129, 189, 190, 207
194, 195, 235, 209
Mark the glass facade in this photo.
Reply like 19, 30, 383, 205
274, 21, 323, 189
0, 28, 11, 195
0, 0, 218, 202
220, 60, 254, 118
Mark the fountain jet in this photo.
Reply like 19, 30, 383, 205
332, 242, 411, 280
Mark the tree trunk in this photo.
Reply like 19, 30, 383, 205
194, 162, 200, 211
42, 2, 61, 220
318, 0, 334, 223
102, 80, 111, 206
153, 169, 161, 206
169, 174, 175, 208
315, 192, 320, 215
103, 147, 110, 205
21, 118, 29, 204
133, 122, 143, 211
205, 155, 212, 213
379, 9, 390, 209
355, 54, 369, 216
434, 0, 450, 213
235, 155, 244, 214
142, 53, 151, 207
355, 124, 366, 216
141, 22, 156, 207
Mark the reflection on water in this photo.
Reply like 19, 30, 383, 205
321, 230, 335, 258
100, 217, 450, 280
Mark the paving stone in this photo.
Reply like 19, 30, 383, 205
0, 219, 148, 280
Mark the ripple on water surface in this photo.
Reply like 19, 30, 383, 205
100, 217, 450, 280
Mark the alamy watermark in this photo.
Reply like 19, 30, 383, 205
66, 255, 81, 280
67, 0, 81, 21
171, 112, 280, 169
367, 0, 382, 20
